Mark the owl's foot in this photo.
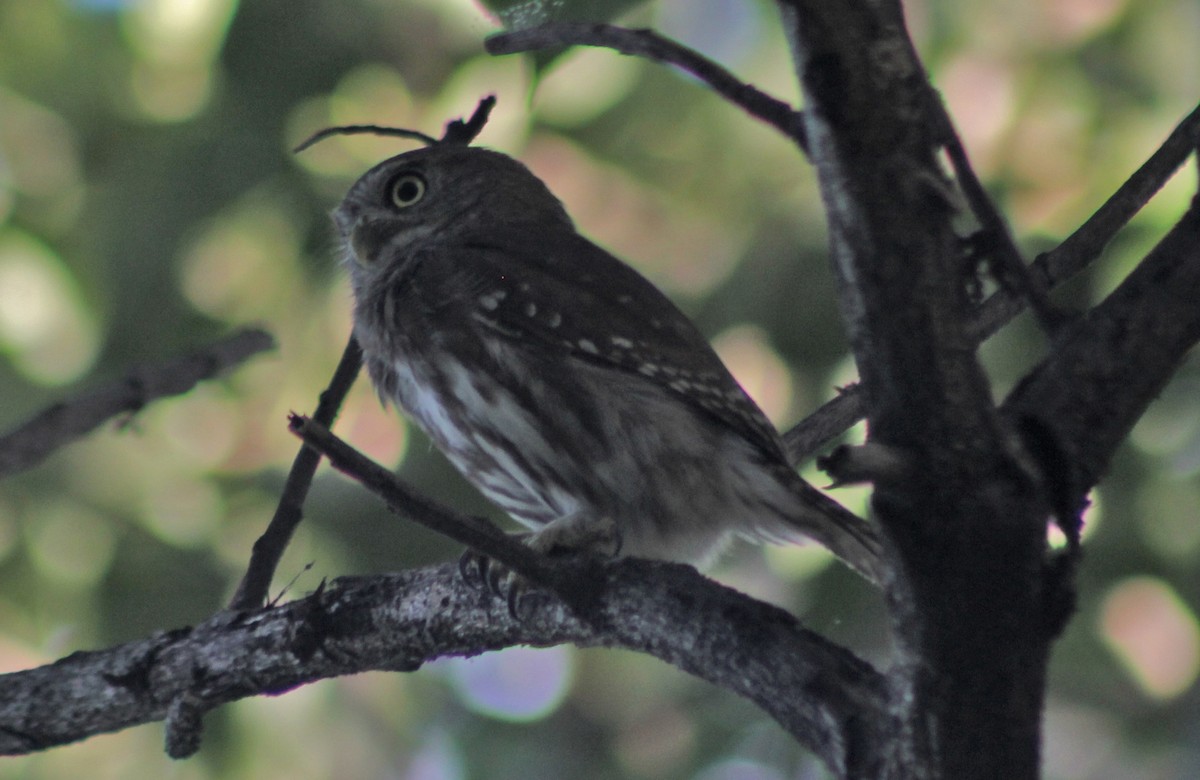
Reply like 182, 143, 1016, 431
458, 514, 621, 617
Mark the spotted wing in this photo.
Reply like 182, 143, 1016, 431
408, 223, 788, 458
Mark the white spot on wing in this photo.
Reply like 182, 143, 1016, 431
479, 290, 507, 311
578, 339, 599, 354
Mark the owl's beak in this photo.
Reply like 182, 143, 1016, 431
339, 213, 387, 268
350, 223, 377, 267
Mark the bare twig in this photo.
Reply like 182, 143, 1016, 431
286, 413, 557, 591
784, 100, 1200, 462
782, 388, 864, 466
440, 95, 497, 145
973, 99, 1200, 342
487, 23, 806, 150
293, 96, 497, 153
227, 336, 362, 610
934, 107, 1066, 332
293, 126, 438, 154
0, 328, 274, 479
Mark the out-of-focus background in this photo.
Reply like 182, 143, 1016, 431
0, 0, 1198, 778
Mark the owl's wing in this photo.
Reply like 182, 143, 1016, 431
412, 224, 789, 459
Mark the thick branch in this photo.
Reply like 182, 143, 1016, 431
0, 328, 274, 479
0, 560, 888, 770
1003, 196, 1200, 498
777, 2, 1052, 777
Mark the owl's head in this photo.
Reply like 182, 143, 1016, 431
334, 145, 572, 274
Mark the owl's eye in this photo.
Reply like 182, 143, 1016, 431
388, 173, 426, 209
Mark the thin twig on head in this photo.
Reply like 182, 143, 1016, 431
293, 126, 439, 154
441, 95, 497, 145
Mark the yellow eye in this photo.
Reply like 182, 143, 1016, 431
389, 173, 426, 209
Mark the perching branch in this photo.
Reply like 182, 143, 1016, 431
0, 328, 274, 479
0, 554, 888, 769
487, 23, 807, 150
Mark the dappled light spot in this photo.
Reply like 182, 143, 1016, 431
441, 645, 573, 722
120, 0, 237, 122
26, 500, 117, 587
180, 202, 301, 321
939, 56, 1016, 176
1100, 577, 1200, 699
1047, 496, 1102, 549
140, 476, 224, 548
129, 60, 214, 122
1041, 699, 1122, 780
522, 136, 745, 299
534, 46, 640, 127
328, 65, 421, 163
0, 91, 83, 214
0, 230, 99, 385
1042, 0, 1128, 44
404, 730, 467, 780
615, 705, 697, 777
711, 323, 794, 426
154, 383, 241, 469
340, 388, 409, 469
1136, 478, 1200, 564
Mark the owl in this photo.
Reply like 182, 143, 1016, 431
333, 144, 882, 584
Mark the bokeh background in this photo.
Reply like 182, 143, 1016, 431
1, 0, 1198, 778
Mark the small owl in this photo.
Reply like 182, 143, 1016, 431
334, 144, 882, 583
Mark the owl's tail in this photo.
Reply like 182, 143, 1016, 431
761, 474, 887, 586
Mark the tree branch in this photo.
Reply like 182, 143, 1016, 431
782, 99, 1200, 463
0, 560, 888, 769
228, 336, 362, 610
0, 328, 274, 479
487, 23, 806, 149
286, 414, 559, 598
776, 2, 1052, 776
1003, 195, 1200, 502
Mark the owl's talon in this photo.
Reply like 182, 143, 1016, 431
485, 559, 509, 598
459, 549, 547, 620
506, 580, 551, 621
458, 548, 487, 589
